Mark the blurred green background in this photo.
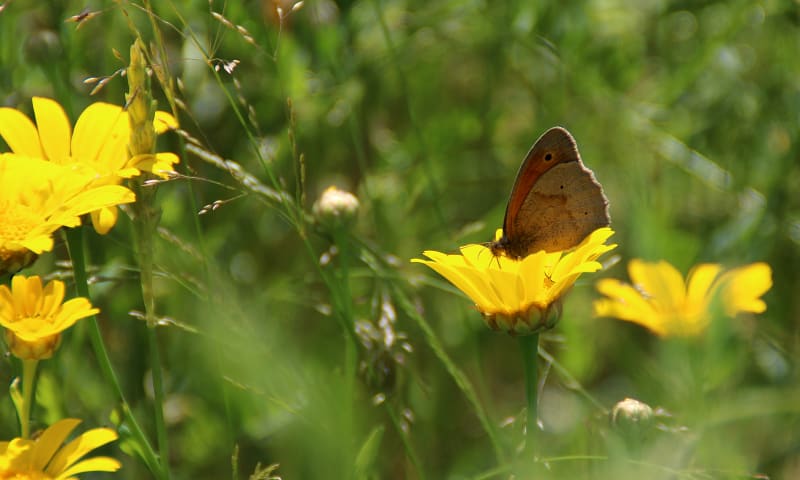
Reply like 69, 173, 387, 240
1, 1, 798, 478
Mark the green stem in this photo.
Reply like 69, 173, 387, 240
332, 227, 356, 478
64, 228, 165, 479
131, 181, 171, 480
390, 284, 506, 465
385, 402, 425, 479
519, 333, 540, 459
20, 359, 38, 439
148, 323, 170, 470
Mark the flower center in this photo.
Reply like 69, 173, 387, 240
0, 201, 39, 260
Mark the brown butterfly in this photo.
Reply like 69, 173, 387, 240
489, 127, 610, 259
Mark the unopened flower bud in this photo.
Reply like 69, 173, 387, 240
313, 186, 359, 228
127, 38, 155, 158
611, 397, 654, 444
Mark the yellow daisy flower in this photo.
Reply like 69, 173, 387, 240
0, 275, 99, 360
0, 154, 135, 275
413, 228, 617, 335
0, 418, 120, 479
0, 97, 179, 234
593, 259, 772, 337
0, 153, 136, 275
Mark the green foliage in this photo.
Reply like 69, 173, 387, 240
1, 0, 799, 478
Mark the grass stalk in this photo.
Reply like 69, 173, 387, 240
519, 333, 540, 460
64, 228, 165, 478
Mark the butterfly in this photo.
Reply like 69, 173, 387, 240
489, 127, 610, 259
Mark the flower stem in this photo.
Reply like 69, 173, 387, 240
127, 38, 171, 480
20, 359, 38, 439
331, 227, 356, 477
519, 333, 540, 459
64, 228, 165, 479
130, 180, 171, 479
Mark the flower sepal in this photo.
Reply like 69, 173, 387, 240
4, 330, 61, 360
483, 298, 563, 336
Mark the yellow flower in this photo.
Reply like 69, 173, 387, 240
0, 275, 99, 360
0, 97, 179, 234
0, 155, 135, 275
413, 228, 617, 335
593, 259, 772, 337
0, 418, 120, 479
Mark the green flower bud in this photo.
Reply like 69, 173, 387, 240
313, 185, 359, 228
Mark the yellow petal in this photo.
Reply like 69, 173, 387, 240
594, 297, 667, 336
19, 233, 56, 254
413, 259, 497, 309
33, 418, 82, 471
685, 263, 722, 308
629, 260, 686, 311
493, 228, 505, 242
459, 244, 495, 269
58, 297, 100, 327
584, 227, 615, 245
518, 252, 549, 303
12, 275, 42, 317
32, 97, 72, 163
71, 102, 126, 164
595, 278, 658, 322
90, 206, 119, 235
0, 106, 44, 157
0, 285, 13, 319
56, 456, 122, 479
40, 278, 66, 318
94, 132, 130, 173
486, 266, 525, 313
129, 152, 179, 178
154, 110, 178, 133
51, 185, 135, 224
46, 427, 118, 476
720, 262, 772, 314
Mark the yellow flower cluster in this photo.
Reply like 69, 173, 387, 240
414, 230, 772, 338
0, 95, 176, 476
0, 97, 178, 274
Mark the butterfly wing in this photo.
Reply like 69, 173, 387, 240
512, 160, 610, 253
499, 127, 610, 256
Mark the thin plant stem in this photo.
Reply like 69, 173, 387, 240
132, 182, 171, 480
332, 226, 357, 478
127, 38, 171, 480
20, 359, 37, 439
519, 333, 540, 459
64, 228, 165, 478
126, 7, 238, 454
385, 402, 425, 479
390, 284, 507, 465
